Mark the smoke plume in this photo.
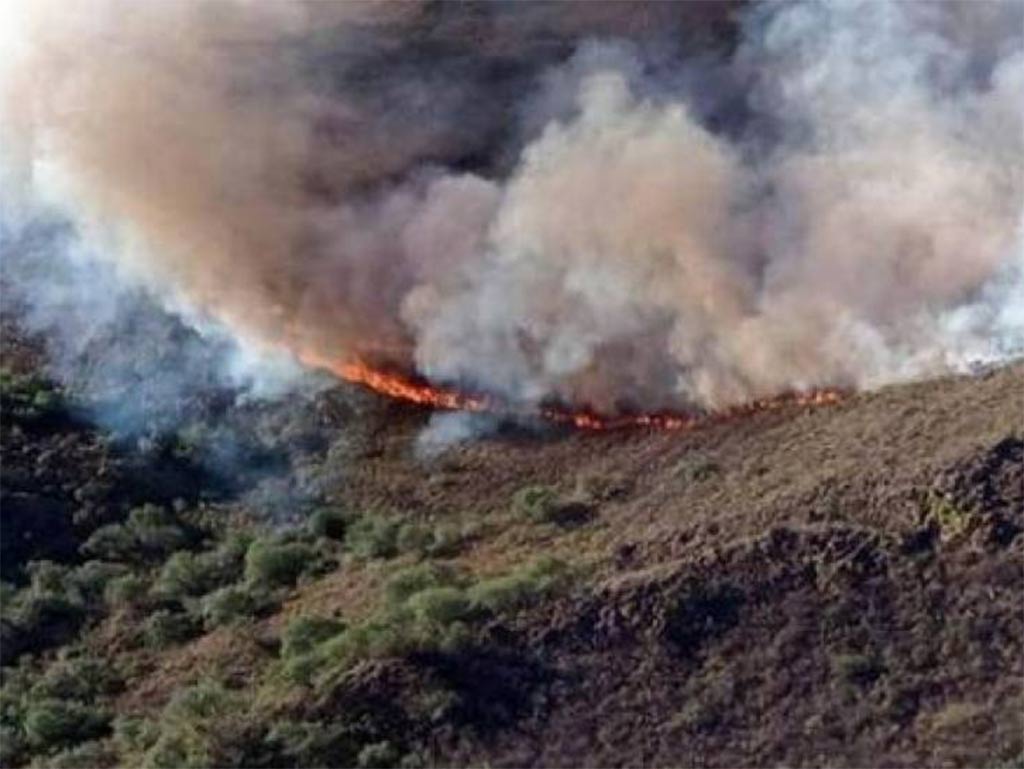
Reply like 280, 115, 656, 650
1, 0, 1021, 419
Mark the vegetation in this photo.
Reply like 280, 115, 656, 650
243, 539, 315, 589
2, 344, 1020, 769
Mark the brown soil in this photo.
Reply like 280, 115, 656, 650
309, 363, 1023, 768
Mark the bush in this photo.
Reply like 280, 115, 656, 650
23, 699, 110, 753
35, 739, 116, 768
153, 547, 242, 601
281, 616, 346, 660
833, 653, 884, 686
279, 615, 346, 685
307, 508, 348, 541
406, 587, 474, 627
244, 539, 314, 588
266, 719, 365, 768
3, 563, 86, 657
112, 715, 160, 755
513, 485, 560, 523
199, 584, 270, 629
26, 561, 71, 597
81, 525, 137, 563
67, 562, 128, 606
126, 506, 190, 556
385, 563, 461, 606
344, 517, 400, 560
143, 610, 201, 649
0, 372, 65, 422
30, 657, 121, 702
104, 574, 151, 610
396, 523, 465, 559
0, 723, 26, 765
142, 682, 245, 769
468, 557, 570, 614
358, 741, 401, 769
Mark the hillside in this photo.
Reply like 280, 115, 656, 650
1, 336, 1022, 768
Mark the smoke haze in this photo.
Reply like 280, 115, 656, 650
1, 0, 1021, 418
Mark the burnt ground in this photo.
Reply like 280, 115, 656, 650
1, 313, 1022, 768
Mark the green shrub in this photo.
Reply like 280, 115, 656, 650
244, 539, 314, 588
266, 719, 364, 768
199, 584, 269, 629
143, 610, 201, 649
5, 563, 87, 646
385, 563, 461, 605
318, 559, 571, 683
281, 616, 346, 660
358, 741, 401, 769
675, 454, 720, 483
26, 561, 71, 597
0, 372, 65, 422
30, 657, 121, 702
0, 723, 26, 765
833, 653, 884, 686
396, 523, 465, 559
34, 739, 115, 768
141, 682, 244, 769
513, 485, 560, 523
67, 562, 128, 607
153, 547, 241, 601
307, 508, 348, 541
320, 617, 412, 668
406, 587, 474, 627
468, 557, 570, 614
126, 506, 190, 556
112, 715, 160, 755
279, 615, 346, 685
344, 517, 400, 560
81, 525, 137, 563
922, 492, 976, 540
467, 574, 535, 614
23, 699, 110, 752
104, 574, 151, 610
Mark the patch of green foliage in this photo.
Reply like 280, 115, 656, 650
199, 584, 272, 629
396, 522, 466, 559
23, 699, 110, 754
467, 556, 571, 613
0, 654, 118, 762
139, 682, 249, 768
513, 485, 561, 523
152, 545, 244, 601
0, 369, 66, 423
299, 557, 573, 687
244, 538, 316, 589
343, 516, 401, 560
82, 505, 194, 564
922, 491, 977, 540
143, 609, 202, 649
307, 508, 348, 541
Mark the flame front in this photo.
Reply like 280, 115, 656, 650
297, 350, 844, 432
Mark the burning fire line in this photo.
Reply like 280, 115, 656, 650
300, 352, 845, 432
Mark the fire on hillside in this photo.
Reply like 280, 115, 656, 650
301, 352, 845, 432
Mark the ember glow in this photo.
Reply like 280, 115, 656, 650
300, 351, 845, 432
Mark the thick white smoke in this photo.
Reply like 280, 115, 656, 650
1, 0, 1021, 418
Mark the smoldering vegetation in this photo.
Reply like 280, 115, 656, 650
0, 0, 1021, 429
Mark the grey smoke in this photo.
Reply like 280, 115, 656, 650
0, 0, 1020, 423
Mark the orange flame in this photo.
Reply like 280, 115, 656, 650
299, 351, 844, 432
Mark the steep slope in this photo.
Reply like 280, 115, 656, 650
0, 346, 1021, 768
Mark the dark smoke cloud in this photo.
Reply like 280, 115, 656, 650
1, 0, 1020, 421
